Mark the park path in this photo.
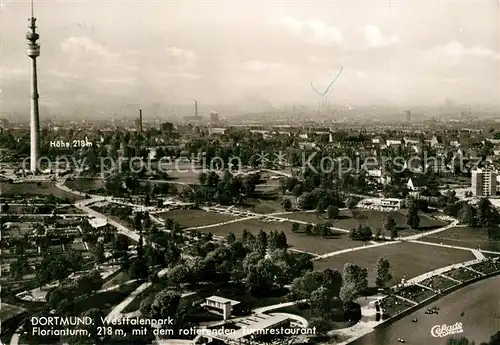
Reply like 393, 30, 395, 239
313, 241, 401, 261
74, 201, 142, 243
401, 220, 461, 240
106, 267, 170, 321
252, 299, 307, 314
106, 281, 153, 320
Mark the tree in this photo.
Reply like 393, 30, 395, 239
143, 212, 152, 231
198, 172, 208, 185
139, 295, 154, 317
327, 205, 340, 219
459, 203, 476, 227
384, 215, 398, 239
167, 264, 190, 286
151, 289, 181, 320
310, 286, 340, 317
291, 223, 300, 233
308, 318, 332, 336
281, 198, 292, 211
406, 204, 420, 229
134, 212, 143, 232
137, 236, 144, 260
82, 308, 105, 341
477, 198, 499, 228
375, 258, 392, 288
349, 225, 372, 241
129, 258, 148, 280
340, 263, 368, 301
256, 230, 268, 253
304, 224, 313, 235
346, 196, 358, 209
245, 265, 273, 296
226, 232, 236, 244
90, 242, 105, 264
316, 197, 329, 213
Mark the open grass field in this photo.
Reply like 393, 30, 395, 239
157, 209, 237, 228
0, 303, 26, 322
313, 242, 475, 286
163, 162, 200, 184
283, 209, 446, 233
420, 226, 500, 252
0, 182, 83, 202
64, 178, 105, 192
240, 196, 289, 214
200, 218, 365, 254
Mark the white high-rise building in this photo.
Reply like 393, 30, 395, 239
471, 168, 497, 196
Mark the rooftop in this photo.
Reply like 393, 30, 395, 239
226, 314, 290, 339
206, 296, 240, 306
88, 217, 108, 228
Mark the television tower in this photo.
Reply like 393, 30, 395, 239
26, 0, 41, 172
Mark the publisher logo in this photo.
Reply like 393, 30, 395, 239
431, 322, 463, 337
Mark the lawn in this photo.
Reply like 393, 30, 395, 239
0, 182, 83, 202
443, 267, 480, 282
419, 275, 458, 291
283, 210, 446, 235
420, 227, 500, 252
163, 162, 200, 184
200, 218, 365, 254
157, 209, 237, 228
313, 242, 475, 286
64, 177, 105, 193
240, 195, 289, 214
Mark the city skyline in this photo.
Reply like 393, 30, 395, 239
1, 0, 499, 113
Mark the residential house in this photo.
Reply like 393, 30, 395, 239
386, 139, 402, 146
208, 128, 227, 136
372, 136, 386, 145
365, 168, 392, 185
407, 175, 428, 192
299, 142, 316, 149
430, 135, 443, 148
493, 145, 500, 156
403, 137, 420, 146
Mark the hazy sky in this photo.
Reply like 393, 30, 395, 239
1, 0, 500, 110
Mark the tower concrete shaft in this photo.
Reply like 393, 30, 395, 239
26, 0, 40, 172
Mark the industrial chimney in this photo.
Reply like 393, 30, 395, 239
139, 109, 143, 132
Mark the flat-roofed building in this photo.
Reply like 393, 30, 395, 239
226, 314, 290, 340
201, 296, 240, 320
88, 217, 108, 229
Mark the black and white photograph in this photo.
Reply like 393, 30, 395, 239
1, 0, 499, 344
